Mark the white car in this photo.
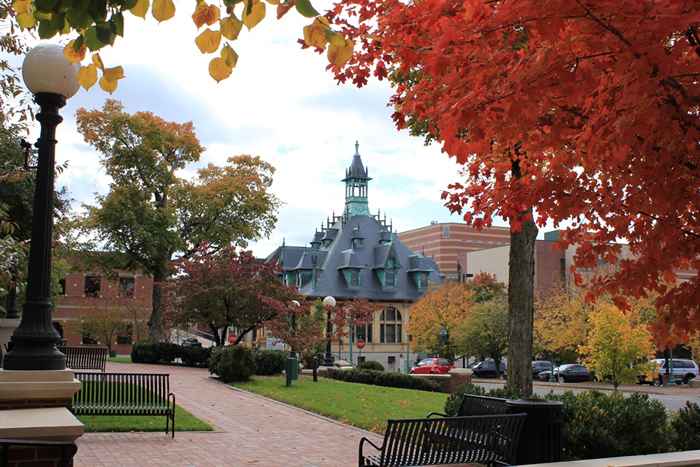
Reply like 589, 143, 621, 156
653, 358, 699, 384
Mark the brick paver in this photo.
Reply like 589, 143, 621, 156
75, 362, 381, 467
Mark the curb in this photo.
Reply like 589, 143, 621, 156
470, 378, 669, 395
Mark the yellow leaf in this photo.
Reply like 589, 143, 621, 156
63, 40, 86, 64
220, 15, 243, 40
92, 53, 104, 70
12, 0, 30, 14
328, 32, 345, 47
303, 17, 329, 49
243, 1, 265, 30
103, 66, 125, 81
221, 44, 238, 68
17, 12, 36, 29
209, 57, 232, 82
195, 28, 222, 54
130, 0, 149, 18
99, 75, 118, 94
77, 64, 98, 90
152, 0, 175, 22
192, 2, 220, 28
265, 0, 280, 5
327, 37, 353, 67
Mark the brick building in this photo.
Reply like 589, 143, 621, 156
53, 271, 152, 355
398, 223, 511, 282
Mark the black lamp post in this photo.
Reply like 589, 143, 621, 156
3, 44, 79, 371
322, 295, 336, 366
439, 326, 449, 357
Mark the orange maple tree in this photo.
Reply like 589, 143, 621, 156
323, 2, 699, 347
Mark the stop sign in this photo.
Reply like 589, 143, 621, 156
356, 339, 366, 349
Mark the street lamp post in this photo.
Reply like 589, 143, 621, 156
322, 296, 336, 367
439, 326, 449, 357
3, 44, 79, 371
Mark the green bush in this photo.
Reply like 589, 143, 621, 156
155, 342, 181, 363
209, 345, 255, 383
325, 369, 440, 392
181, 345, 211, 367
670, 401, 700, 451
254, 350, 287, 375
131, 342, 159, 364
444, 383, 487, 416
546, 391, 670, 460
357, 360, 384, 371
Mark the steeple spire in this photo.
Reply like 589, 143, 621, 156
342, 141, 371, 218
355, 140, 359, 155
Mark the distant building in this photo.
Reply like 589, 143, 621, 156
266, 143, 442, 371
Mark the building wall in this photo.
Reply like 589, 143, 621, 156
399, 223, 510, 280
53, 271, 152, 354
465, 245, 510, 284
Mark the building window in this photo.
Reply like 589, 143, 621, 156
119, 277, 135, 298
441, 225, 450, 238
84, 275, 101, 298
58, 278, 66, 295
385, 269, 397, 288
380, 307, 402, 343
352, 238, 363, 249
355, 323, 373, 343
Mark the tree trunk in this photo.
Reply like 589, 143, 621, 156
148, 272, 167, 342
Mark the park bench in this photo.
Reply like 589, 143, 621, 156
58, 345, 109, 372
0, 438, 77, 467
71, 372, 176, 438
358, 413, 526, 467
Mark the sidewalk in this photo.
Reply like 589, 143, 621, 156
472, 377, 700, 396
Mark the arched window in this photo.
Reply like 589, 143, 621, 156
380, 307, 402, 343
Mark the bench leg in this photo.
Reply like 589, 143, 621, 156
168, 393, 176, 439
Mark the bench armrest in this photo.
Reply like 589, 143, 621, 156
426, 412, 448, 418
359, 436, 383, 463
168, 392, 176, 409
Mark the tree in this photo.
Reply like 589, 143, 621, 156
579, 303, 655, 389
408, 282, 473, 357
317, 0, 699, 395
73, 299, 148, 355
168, 247, 298, 347
76, 100, 279, 341
264, 299, 326, 355
13, 0, 351, 88
534, 288, 590, 363
457, 298, 509, 374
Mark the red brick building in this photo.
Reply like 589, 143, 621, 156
398, 223, 511, 281
53, 271, 152, 354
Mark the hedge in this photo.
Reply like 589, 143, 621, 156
209, 346, 255, 383
254, 350, 287, 375
325, 369, 440, 392
130, 341, 210, 367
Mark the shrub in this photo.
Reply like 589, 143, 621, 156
155, 342, 181, 363
546, 391, 670, 460
181, 345, 211, 367
444, 383, 487, 416
670, 401, 700, 451
254, 350, 287, 375
209, 345, 255, 383
357, 360, 384, 372
131, 342, 159, 364
325, 369, 440, 392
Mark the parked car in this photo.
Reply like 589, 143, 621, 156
470, 359, 506, 378
554, 364, 592, 382
410, 357, 453, 374
638, 359, 699, 385
532, 360, 553, 378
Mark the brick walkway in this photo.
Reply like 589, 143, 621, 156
75, 362, 381, 467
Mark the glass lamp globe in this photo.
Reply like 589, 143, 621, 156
322, 296, 336, 308
291, 300, 301, 307
22, 43, 80, 99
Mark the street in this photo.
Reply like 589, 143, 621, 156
473, 380, 700, 411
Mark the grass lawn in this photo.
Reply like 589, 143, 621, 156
108, 354, 132, 364
79, 405, 213, 432
233, 375, 447, 433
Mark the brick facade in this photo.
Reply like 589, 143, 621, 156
53, 272, 152, 355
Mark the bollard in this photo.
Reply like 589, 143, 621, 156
506, 399, 563, 464
286, 356, 295, 387
312, 356, 319, 382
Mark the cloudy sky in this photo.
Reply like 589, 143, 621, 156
22, 3, 486, 256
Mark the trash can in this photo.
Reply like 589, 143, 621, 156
506, 399, 563, 464
287, 354, 299, 380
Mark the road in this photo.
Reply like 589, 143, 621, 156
473, 380, 700, 411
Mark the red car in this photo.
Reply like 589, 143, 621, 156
410, 358, 453, 374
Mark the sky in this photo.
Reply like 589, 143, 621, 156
20, 3, 493, 256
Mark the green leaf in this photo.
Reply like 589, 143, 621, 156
111, 12, 124, 36
122, 0, 139, 9
84, 27, 104, 51
66, 7, 92, 29
96, 21, 115, 45
295, 0, 319, 18
35, 0, 59, 13
37, 19, 60, 39
88, 0, 108, 22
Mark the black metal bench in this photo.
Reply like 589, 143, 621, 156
0, 438, 77, 467
71, 372, 176, 437
359, 414, 526, 467
58, 345, 109, 372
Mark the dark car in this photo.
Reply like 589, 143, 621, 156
555, 364, 591, 382
471, 359, 506, 378
410, 358, 453, 375
532, 360, 553, 378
